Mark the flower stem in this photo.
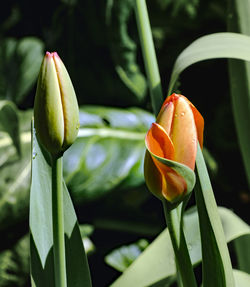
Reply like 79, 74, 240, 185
134, 0, 163, 115
52, 156, 67, 287
163, 201, 197, 287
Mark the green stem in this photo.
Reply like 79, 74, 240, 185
163, 201, 197, 287
134, 0, 163, 115
52, 156, 67, 287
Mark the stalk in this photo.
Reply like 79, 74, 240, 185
52, 156, 67, 287
163, 201, 197, 287
135, 1, 196, 286
134, 0, 163, 115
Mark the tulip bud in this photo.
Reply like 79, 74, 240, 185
34, 52, 79, 157
144, 93, 204, 203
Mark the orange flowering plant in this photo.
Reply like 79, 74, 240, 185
144, 93, 204, 204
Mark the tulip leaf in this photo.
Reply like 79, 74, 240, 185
0, 37, 44, 105
167, 32, 250, 95
30, 124, 92, 287
195, 144, 235, 287
111, 206, 250, 287
227, 0, 250, 189
146, 144, 196, 198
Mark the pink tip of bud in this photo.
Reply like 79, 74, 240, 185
51, 52, 60, 59
45, 51, 53, 58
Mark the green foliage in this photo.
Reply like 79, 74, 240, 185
0, 100, 20, 155
0, 38, 44, 105
0, 1, 250, 286
64, 106, 154, 202
228, 0, 250, 188
105, 239, 149, 272
111, 206, 250, 287
30, 126, 92, 287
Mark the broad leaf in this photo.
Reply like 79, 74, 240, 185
0, 37, 44, 104
64, 106, 154, 202
30, 125, 92, 287
111, 206, 250, 287
0, 106, 154, 234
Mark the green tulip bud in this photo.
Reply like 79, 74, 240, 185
34, 52, 79, 157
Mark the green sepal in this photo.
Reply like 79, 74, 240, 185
146, 141, 196, 206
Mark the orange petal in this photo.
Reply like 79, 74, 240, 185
189, 104, 204, 148
144, 150, 164, 200
171, 96, 197, 170
146, 123, 174, 160
154, 158, 187, 202
156, 101, 174, 135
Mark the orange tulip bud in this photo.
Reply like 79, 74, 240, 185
144, 93, 204, 202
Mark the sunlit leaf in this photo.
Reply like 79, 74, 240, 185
30, 125, 92, 287
105, 239, 149, 272
0, 106, 154, 235
234, 269, 250, 287
111, 206, 250, 287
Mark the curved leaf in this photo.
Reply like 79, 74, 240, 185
111, 206, 250, 287
167, 32, 250, 94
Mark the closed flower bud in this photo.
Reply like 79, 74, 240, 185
144, 93, 204, 202
34, 52, 79, 157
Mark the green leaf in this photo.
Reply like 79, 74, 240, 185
0, 106, 153, 234
234, 235, 250, 274
64, 106, 154, 202
0, 112, 31, 235
167, 32, 250, 95
195, 145, 234, 287
105, 239, 149, 272
0, 234, 29, 287
233, 269, 250, 287
227, 0, 250, 188
30, 125, 92, 287
0, 37, 44, 104
0, 100, 20, 155
110, 206, 250, 287
106, 0, 147, 102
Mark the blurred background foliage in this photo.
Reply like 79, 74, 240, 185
0, 0, 249, 286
